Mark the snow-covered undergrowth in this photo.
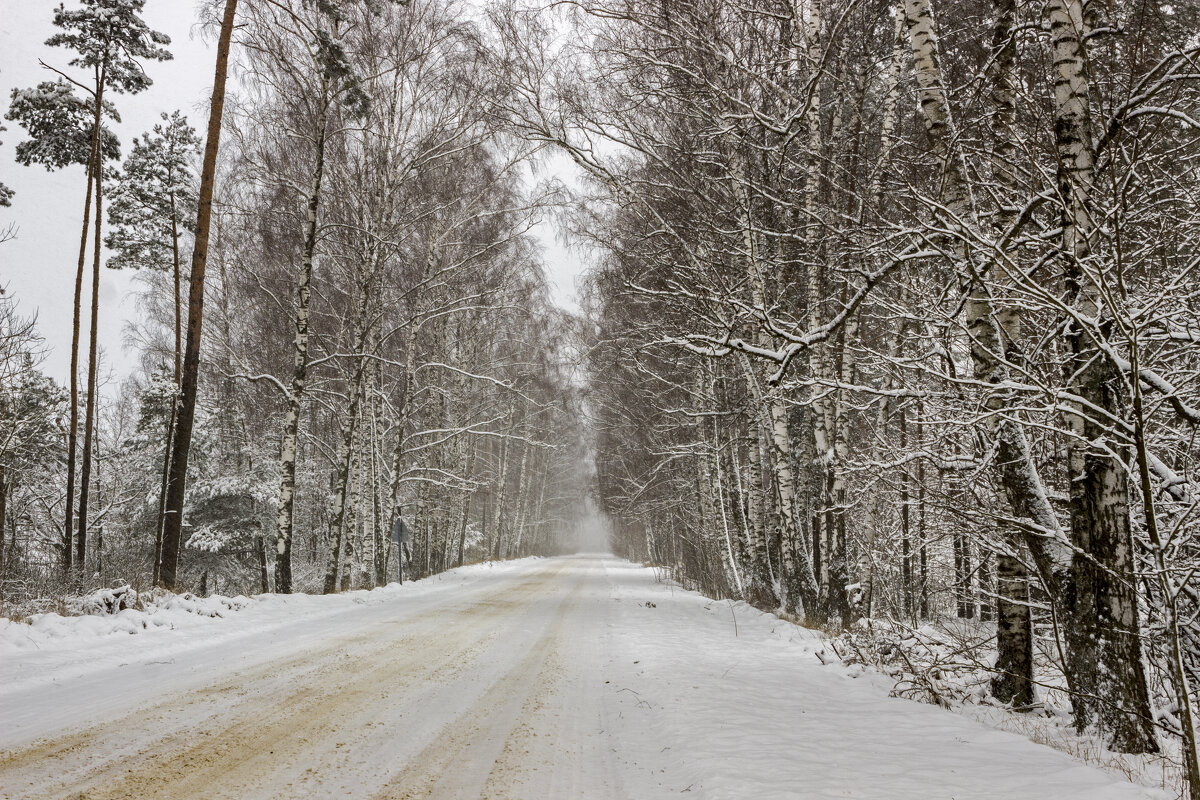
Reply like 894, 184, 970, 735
822, 614, 1184, 796
604, 561, 1163, 799
646, 563, 1179, 795
1, 585, 254, 648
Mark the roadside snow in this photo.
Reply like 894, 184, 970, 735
595, 560, 1168, 799
0, 558, 535, 700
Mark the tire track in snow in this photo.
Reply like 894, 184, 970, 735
479, 567, 625, 800
369, 566, 584, 800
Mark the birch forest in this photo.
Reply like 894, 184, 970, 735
3, 0, 1200, 795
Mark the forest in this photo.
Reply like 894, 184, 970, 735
1, 0, 1199, 795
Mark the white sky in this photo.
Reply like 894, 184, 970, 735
0, 0, 584, 389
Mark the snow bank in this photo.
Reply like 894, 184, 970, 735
0, 558, 540, 694
2, 587, 256, 650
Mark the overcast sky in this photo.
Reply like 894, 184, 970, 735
0, 0, 584, 390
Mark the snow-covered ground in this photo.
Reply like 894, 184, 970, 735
0, 555, 1167, 799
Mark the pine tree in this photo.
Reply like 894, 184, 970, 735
6, 76, 121, 572
105, 109, 199, 582
105, 111, 199, 376
41, 0, 172, 573
5, 80, 120, 171
106, 110, 199, 279
0, 120, 13, 207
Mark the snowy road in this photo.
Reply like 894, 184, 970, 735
0, 556, 1163, 799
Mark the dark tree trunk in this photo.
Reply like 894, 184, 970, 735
954, 534, 974, 619
153, 402, 177, 586
0, 466, 7, 573
899, 408, 914, 619
75, 66, 107, 575
992, 549, 1035, 707
159, 0, 239, 590
170, 196, 182, 385
257, 533, 269, 594
978, 553, 994, 623
916, 417, 929, 619
64, 134, 99, 576
153, 197, 184, 586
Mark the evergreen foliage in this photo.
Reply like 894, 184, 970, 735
105, 111, 200, 272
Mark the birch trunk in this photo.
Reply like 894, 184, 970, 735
508, 441, 529, 558
489, 424, 511, 561
369, 343, 385, 586
1048, 0, 1158, 753
993, 548, 1035, 706
729, 140, 802, 607
456, 442, 477, 567
770, 396, 818, 616
741, 420, 774, 605
322, 271, 376, 594
902, 0, 1067, 592
729, 159, 778, 608
351, 398, 368, 588
532, 463, 548, 556
273, 77, 331, 595
385, 254, 434, 561
324, 367, 366, 594
797, 0, 836, 623
985, 0, 1035, 707
714, 416, 744, 598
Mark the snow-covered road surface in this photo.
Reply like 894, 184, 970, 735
0, 555, 1164, 799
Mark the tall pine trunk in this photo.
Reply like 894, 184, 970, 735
159, 0, 238, 590
153, 198, 185, 586
63, 119, 100, 575
75, 65, 107, 573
